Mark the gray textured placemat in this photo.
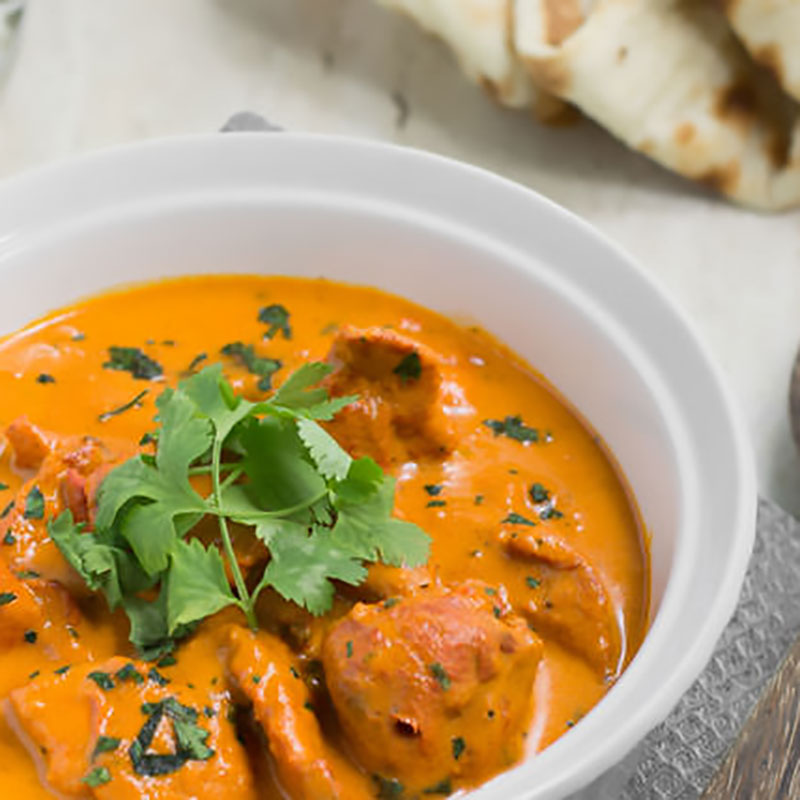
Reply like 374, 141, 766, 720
222, 114, 796, 798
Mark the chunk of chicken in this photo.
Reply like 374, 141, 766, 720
7, 656, 256, 800
324, 326, 456, 466
321, 582, 543, 795
6, 417, 53, 471
503, 530, 621, 676
0, 556, 87, 655
1, 427, 134, 589
223, 625, 369, 800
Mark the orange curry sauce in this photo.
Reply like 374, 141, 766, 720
0, 276, 648, 799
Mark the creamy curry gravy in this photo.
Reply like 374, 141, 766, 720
0, 276, 648, 799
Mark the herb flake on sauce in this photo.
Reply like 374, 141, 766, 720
103, 346, 163, 380
23, 486, 45, 519
220, 342, 282, 391
429, 662, 451, 691
502, 512, 536, 527
483, 415, 539, 443
98, 389, 149, 422
82, 766, 112, 787
258, 304, 292, 340
393, 352, 421, 383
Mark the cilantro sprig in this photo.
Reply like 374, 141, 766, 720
49, 363, 431, 654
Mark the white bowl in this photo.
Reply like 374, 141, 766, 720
0, 134, 755, 799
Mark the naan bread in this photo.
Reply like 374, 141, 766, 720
513, 0, 800, 210
724, 0, 800, 104
374, 0, 567, 119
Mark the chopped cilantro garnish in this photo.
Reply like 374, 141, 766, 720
82, 766, 112, 787
186, 352, 208, 374
48, 362, 430, 656
0, 592, 16, 605
252, 674, 261, 684
426, 500, 446, 508
88, 671, 115, 690
483, 415, 539, 443
0, 483, 7, 491
502, 512, 536, 527
346, 640, 353, 658
103, 347, 163, 380
423, 484, 443, 496
23, 629, 37, 643
258, 304, 292, 340
0, 500, 14, 518
72, 331, 86, 342
24, 486, 44, 519
157, 654, 177, 668
484, 587, 496, 596
36, 373, 56, 384
529, 483, 549, 503
220, 341, 282, 391
374, 775, 405, 799
116, 664, 144, 685
474, 494, 484, 505
130, 697, 214, 777
28, 670, 40, 679
139, 431, 158, 446
451, 736, 466, 760
540, 507, 564, 520
98, 389, 149, 422
2, 531, 15, 545
147, 667, 170, 686
526, 576, 541, 589
429, 662, 451, 691
383, 597, 400, 609
16, 569, 40, 579
423, 778, 452, 795
393, 352, 421, 383
93, 736, 121, 756
493, 606, 502, 618
54, 664, 71, 675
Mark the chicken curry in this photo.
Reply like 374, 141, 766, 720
0, 275, 648, 799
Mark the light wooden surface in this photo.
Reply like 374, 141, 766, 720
704, 636, 800, 799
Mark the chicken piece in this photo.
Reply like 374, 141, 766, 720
321, 582, 543, 795
324, 326, 457, 466
504, 530, 621, 676
7, 656, 256, 800
6, 417, 53, 471
1, 431, 134, 589
223, 626, 369, 800
0, 558, 42, 649
0, 555, 88, 657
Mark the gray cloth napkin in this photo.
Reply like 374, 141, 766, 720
221, 113, 798, 798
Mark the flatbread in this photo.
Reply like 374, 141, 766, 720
374, 0, 566, 119
724, 0, 800, 104
513, 0, 800, 210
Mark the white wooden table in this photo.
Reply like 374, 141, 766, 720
2, 0, 798, 515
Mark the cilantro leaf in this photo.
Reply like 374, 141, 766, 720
256, 524, 366, 615
266, 362, 356, 420
296, 417, 351, 481
332, 478, 430, 567
166, 538, 236, 633
51, 361, 432, 651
